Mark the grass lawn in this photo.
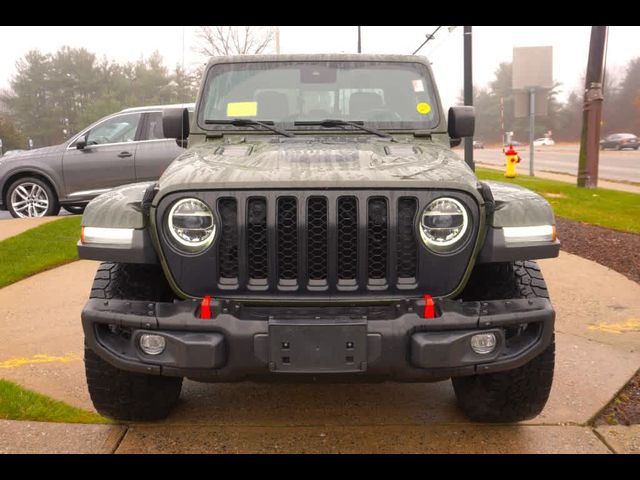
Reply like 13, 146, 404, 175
0, 378, 109, 424
476, 168, 640, 234
0, 216, 81, 289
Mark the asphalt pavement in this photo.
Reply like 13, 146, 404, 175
473, 144, 640, 183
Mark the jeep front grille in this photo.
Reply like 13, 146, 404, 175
214, 192, 419, 292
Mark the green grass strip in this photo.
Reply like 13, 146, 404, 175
476, 168, 640, 234
0, 216, 81, 289
0, 378, 109, 424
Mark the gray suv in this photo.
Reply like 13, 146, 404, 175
0, 104, 194, 218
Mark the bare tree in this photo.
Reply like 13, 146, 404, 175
194, 26, 276, 58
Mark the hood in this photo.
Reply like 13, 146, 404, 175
157, 136, 480, 197
0, 143, 66, 164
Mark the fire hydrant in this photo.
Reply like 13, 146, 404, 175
504, 145, 521, 178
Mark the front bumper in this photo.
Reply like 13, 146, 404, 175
82, 296, 554, 382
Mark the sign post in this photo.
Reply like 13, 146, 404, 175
529, 87, 535, 176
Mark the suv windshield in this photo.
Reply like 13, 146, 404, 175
198, 61, 440, 132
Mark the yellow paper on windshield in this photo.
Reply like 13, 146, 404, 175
227, 102, 257, 117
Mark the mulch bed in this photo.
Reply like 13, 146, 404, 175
555, 217, 640, 284
554, 217, 640, 426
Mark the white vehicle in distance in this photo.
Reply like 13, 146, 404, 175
533, 138, 555, 147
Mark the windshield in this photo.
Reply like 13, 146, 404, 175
198, 61, 440, 132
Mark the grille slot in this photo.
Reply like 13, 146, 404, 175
367, 197, 388, 281
397, 197, 418, 280
337, 197, 358, 281
218, 198, 238, 280
247, 198, 268, 281
277, 197, 298, 283
307, 197, 328, 281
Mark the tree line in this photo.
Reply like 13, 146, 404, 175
468, 57, 640, 144
0, 47, 200, 150
0, 26, 276, 152
1, 39, 637, 151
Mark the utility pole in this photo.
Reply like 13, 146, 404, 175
275, 26, 281, 54
357, 26, 361, 53
463, 26, 474, 171
577, 26, 608, 188
529, 87, 535, 176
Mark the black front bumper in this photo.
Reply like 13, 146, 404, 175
82, 297, 554, 382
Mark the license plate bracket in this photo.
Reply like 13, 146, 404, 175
268, 320, 367, 373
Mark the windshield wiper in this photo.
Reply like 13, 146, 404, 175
294, 119, 396, 141
205, 118, 294, 138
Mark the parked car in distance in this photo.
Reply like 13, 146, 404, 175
600, 133, 639, 150
472, 140, 484, 149
533, 138, 555, 147
0, 104, 194, 218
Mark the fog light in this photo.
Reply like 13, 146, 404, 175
139, 334, 166, 355
470, 333, 497, 354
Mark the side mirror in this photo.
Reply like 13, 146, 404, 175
163, 108, 190, 141
448, 106, 475, 139
75, 134, 88, 150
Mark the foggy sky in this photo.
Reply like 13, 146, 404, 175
0, 26, 638, 110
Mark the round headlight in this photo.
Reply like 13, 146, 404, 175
167, 198, 216, 252
419, 197, 469, 251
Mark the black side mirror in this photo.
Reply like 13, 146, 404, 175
75, 134, 88, 150
448, 106, 475, 139
163, 108, 190, 142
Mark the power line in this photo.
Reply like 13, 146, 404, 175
412, 26, 442, 55
423, 26, 458, 58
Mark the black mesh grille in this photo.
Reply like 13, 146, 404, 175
337, 197, 358, 280
277, 197, 298, 281
397, 197, 418, 279
247, 198, 268, 280
367, 197, 388, 280
307, 197, 328, 280
218, 198, 238, 279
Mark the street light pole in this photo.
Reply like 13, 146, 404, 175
357, 26, 361, 53
463, 26, 474, 171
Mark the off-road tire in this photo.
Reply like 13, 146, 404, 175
85, 262, 181, 421
452, 260, 555, 423
6, 176, 60, 218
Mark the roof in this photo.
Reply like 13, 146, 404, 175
120, 103, 195, 113
205, 53, 430, 67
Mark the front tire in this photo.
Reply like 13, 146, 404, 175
85, 262, 181, 421
452, 261, 555, 422
6, 177, 60, 218
63, 205, 86, 215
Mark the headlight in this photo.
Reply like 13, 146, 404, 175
167, 198, 216, 252
419, 197, 469, 252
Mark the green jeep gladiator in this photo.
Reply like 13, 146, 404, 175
78, 54, 560, 422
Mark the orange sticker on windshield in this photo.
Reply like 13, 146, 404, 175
417, 102, 431, 115
227, 102, 257, 117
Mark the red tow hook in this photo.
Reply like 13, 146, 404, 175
423, 294, 435, 319
200, 294, 212, 320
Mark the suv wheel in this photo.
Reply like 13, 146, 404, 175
63, 205, 86, 215
6, 177, 60, 218
85, 262, 182, 421
452, 261, 555, 422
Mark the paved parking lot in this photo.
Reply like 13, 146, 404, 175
0, 251, 639, 453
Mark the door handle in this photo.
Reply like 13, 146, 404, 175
118, 151, 133, 158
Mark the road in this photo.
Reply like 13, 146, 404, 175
472, 144, 640, 183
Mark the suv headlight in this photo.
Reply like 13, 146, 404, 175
419, 197, 469, 252
167, 198, 216, 252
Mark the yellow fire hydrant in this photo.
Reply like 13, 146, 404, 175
504, 145, 521, 178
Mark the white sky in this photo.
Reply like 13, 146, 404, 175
0, 26, 638, 110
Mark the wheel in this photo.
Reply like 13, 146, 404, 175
452, 260, 555, 423
6, 177, 60, 218
63, 205, 86, 215
85, 262, 181, 421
